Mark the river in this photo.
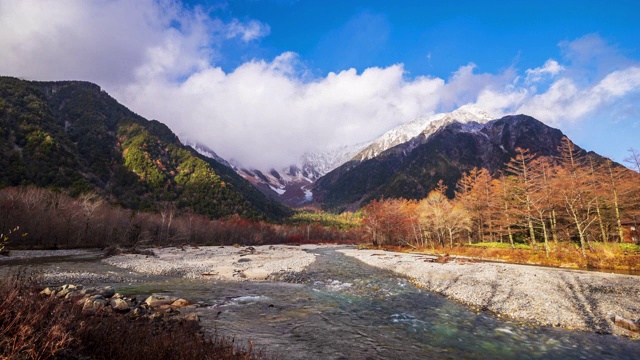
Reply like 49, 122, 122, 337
2, 246, 639, 359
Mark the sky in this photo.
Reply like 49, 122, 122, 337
1, 0, 640, 170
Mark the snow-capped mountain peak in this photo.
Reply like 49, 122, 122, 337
353, 104, 494, 161
447, 104, 493, 123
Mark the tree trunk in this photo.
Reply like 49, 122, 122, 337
539, 214, 550, 258
550, 209, 558, 243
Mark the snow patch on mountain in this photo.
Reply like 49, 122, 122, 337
179, 136, 232, 168
299, 142, 371, 177
230, 142, 370, 207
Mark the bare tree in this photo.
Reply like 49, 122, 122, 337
78, 193, 103, 244
624, 148, 640, 172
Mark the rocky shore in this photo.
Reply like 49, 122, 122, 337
340, 248, 640, 338
41, 283, 201, 322
103, 244, 320, 281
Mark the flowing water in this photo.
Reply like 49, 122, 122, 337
2, 247, 639, 359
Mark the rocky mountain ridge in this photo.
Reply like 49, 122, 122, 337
312, 114, 581, 211
220, 105, 495, 207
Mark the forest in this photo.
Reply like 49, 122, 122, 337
0, 186, 362, 251
361, 138, 640, 269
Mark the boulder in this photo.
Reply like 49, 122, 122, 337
81, 286, 115, 298
56, 288, 72, 298
183, 313, 200, 322
97, 286, 116, 298
40, 287, 53, 296
171, 298, 191, 307
111, 298, 130, 312
243, 268, 270, 280
82, 298, 107, 315
145, 295, 178, 307
130, 307, 148, 318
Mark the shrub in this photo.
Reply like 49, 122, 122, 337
0, 273, 270, 359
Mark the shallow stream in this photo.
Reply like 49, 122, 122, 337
3, 247, 639, 359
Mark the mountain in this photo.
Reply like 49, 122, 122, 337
225, 105, 493, 208
230, 143, 369, 207
313, 113, 586, 211
0, 76, 289, 220
353, 104, 493, 161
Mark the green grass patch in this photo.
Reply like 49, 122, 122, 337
617, 243, 640, 252
466, 242, 531, 250
287, 210, 362, 230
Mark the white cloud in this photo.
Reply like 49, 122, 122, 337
1, 2, 639, 169
225, 19, 271, 42
470, 35, 640, 126
0, 0, 266, 86
514, 66, 640, 124
525, 59, 564, 84
121, 58, 444, 168
0, 0, 171, 86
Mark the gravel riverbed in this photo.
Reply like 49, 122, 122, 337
340, 248, 640, 338
103, 244, 320, 281
5, 245, 639, 340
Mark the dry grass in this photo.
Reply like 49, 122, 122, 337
0, 272, 270, 360
0, 272, 74, 359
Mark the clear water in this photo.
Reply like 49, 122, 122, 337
2, 247, 639, 359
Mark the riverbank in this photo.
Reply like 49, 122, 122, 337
340, 248, 640, 338
0, 248, 101, 261
0, 276, 266, 359
103, 244, 322, 281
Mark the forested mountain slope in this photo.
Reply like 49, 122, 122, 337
0, 76, 289, 220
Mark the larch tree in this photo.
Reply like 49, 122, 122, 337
417, 189, 471, 248
556, 137, 597, 257
505, 148, 539, 250
456, 168, 494, 243
493, 176, 517, 249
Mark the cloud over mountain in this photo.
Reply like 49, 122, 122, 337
1, 1, 639, 169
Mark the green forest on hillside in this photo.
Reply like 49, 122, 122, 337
0, 77, 288, 221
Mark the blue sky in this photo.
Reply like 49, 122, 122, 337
1, 0, 639, 169
208, 0, 640, 79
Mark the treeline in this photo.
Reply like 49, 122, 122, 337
0, 187, 364, 249
362, 138, 640, 257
